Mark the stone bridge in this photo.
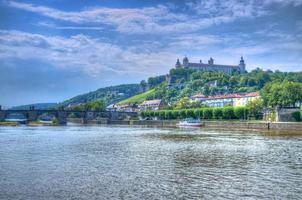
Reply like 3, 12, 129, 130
0, 106, 137, 124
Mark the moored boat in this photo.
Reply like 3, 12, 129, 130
177, 118, 203, 128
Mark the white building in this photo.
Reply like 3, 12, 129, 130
138, 99, 164, 111
175, 56, 246, 74
191, 92, 260, 107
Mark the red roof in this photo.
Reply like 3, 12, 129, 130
244, 92, 260, 97
192, 93, 206, 98
206, 93, 242, 100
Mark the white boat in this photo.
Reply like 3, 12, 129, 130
178, 118, 203, 128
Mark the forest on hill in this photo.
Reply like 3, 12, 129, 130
59, 84, 142, 107
120, 68, 302, 105
14, 68, 302, 111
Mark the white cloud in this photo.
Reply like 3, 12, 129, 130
0, 30, 179, 76
37, 21, 104, 30
6, 0, 293, 35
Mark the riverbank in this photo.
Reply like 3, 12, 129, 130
2, 119, 302, 131
0, 121, 59, 127
91, 119, 302, 131
0, 121, 19, 126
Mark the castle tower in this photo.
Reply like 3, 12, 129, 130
239, 56, 246, 73
175, 59, 182, 68
208, 57, 214, 65
183, 56, 189, 68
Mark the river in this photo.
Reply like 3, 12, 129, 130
0, 125, 301, 199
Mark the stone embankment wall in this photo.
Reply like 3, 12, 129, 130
67, 118, 302, 131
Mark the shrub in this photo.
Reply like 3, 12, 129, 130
172, 110, 179, 119
222, 107, 235, 119
198, 109, 204, 119
203, 108, 213, 119
140, 111, 145, 118
179, 110, 187, 119
186, 109, 195, 118
159, 110, 166, 119
194, 109, 202, 119
149, 111, 155, 117
213, 108, 223, 119
144, 111, 150, 118
234, 107, 247, 120
291, 111, 301, 122
165, 110, 173, 119
154, 111, 160, 117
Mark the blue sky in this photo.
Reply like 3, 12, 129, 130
0, 0, 302, 107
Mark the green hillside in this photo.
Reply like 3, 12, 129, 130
118, 89, 156, 104
118, 68, 302, 106
60, 84, 142, 107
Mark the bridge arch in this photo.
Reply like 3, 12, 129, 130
5, 112, 27, 122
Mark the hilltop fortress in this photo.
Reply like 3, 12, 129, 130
175, 56, 246, 74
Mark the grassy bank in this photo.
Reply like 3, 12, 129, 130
0, 121, 19, 126
118, 89, 156, 104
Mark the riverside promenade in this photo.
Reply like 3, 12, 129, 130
68, 118, 302, 131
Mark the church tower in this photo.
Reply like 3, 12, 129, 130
239, 56, 246, 73
175, 59, 182, 68
183, 56, 189, 68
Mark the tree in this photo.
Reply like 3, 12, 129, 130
203, 85, 210, 96
246, 98, 264, 119
89, 100, 105, 111
261, 81, 302, 108
140, 80, 148, 92
176, 97, 191, 109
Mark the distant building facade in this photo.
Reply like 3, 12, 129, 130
191, 92, 260, 107
138, 99, 164, 111
175, 56, 246, 74
114, 104, 137, 112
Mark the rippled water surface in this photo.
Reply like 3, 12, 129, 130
0, 125, 301, 199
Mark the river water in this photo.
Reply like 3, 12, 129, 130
0, 125, 301, 200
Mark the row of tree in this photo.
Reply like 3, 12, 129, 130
67, 100, 106, 112
261, 81, 302, 108
140, 106, 259, 120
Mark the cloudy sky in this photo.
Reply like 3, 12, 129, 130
0, 0, 302, 107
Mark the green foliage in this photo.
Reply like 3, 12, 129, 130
261, 81, 302, 108
186, 109, 195, 118
165, 110, 174, 119
118, 88, 156, 104
119, 69, 302, 108
222, 107, 235, 119
234, 107, 247, 120
246, 98, 264, 119
213, 108, 223, 119
52, 118, 60, 125
139, 106, 260, 121
61, 84, 141, 107
203, 108, 213, 119
176, 97, 191, 109
291, 111, 301, 122
179, 110, 187, 118
140, 80, 148, 92
159, 110, 166, 119
69, 100, 105, 112
148, 75, 166, 88
194, 109, 202, 119
140, 111, 146, 118
172, 110, 180, 119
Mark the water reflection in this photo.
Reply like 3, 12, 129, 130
0, 126, 301, 199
